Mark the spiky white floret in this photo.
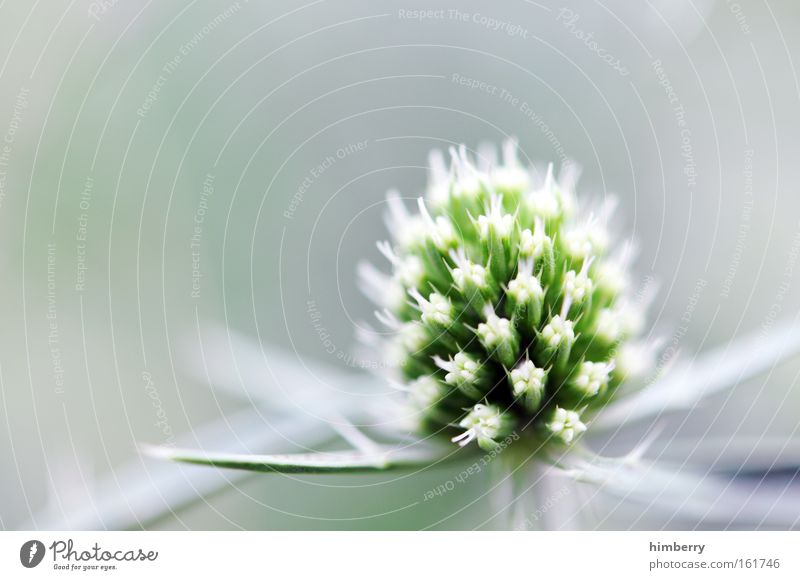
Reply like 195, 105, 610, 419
573, 360, 615, 396
383, 191, 429, 251
616, 300, 646, 337
594, 308, 623, 343
408, 376, 443, 411
396, 256, 424, 287
507, 266, 544, 304
477, 308, 515, 349
357, 262, 405, 310
563, 267, 593, 304
449, 145, 486, 200
564, 216, 609, 260
376, 324, 415, 369
563, 228, 593, 260
528, 165, 564, 219
595, 259, 630, 297
395, 216, 427, 250
588, 223, 609, 254
450, 249, 488, 291
377, 241, 424, 287
417, 198, 457, 251
490, 139, 530, 192
452, 174, 483, 200
452, 403, 508, 448
615, 341, 658, 381
561, 258, 594, 317
541, 315, 575, 348
528, 188, 560, 220
409, 289, 453, 326
425, 149, 452, 207
477, 195, 514, 240
434, 352, 480, 386
510, 360, 546, 397
383, 189, 408, 230
397, 322, 427, 352
546, 407, 587, 444
557, 189, 577, 218
518, 217, 551, 259
594, 299, 646, 342
518, 229, 536, 257
431, 216, 457, 250
492, 165, 529, 193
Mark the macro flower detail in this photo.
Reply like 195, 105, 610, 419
145, 140, 800, 534
364, 141, 648, 451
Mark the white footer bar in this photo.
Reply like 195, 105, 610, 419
1, 531, 796, 578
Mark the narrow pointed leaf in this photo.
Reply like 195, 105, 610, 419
143, 444, 452, 474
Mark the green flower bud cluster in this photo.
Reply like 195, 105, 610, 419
363, 141, 650, 451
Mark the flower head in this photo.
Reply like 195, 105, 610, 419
150, 139, 800, 534
365, 140, 651, 450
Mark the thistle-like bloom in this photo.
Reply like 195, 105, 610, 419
366, 141, 642, 451
143, 140, 800, 533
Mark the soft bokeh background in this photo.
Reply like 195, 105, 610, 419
1, 0, 799, 530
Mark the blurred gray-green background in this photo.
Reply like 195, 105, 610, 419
1, 0, 799, 530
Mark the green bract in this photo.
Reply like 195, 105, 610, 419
363, 141, 650, 451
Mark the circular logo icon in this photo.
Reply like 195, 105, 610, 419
20, 540, 46, 568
